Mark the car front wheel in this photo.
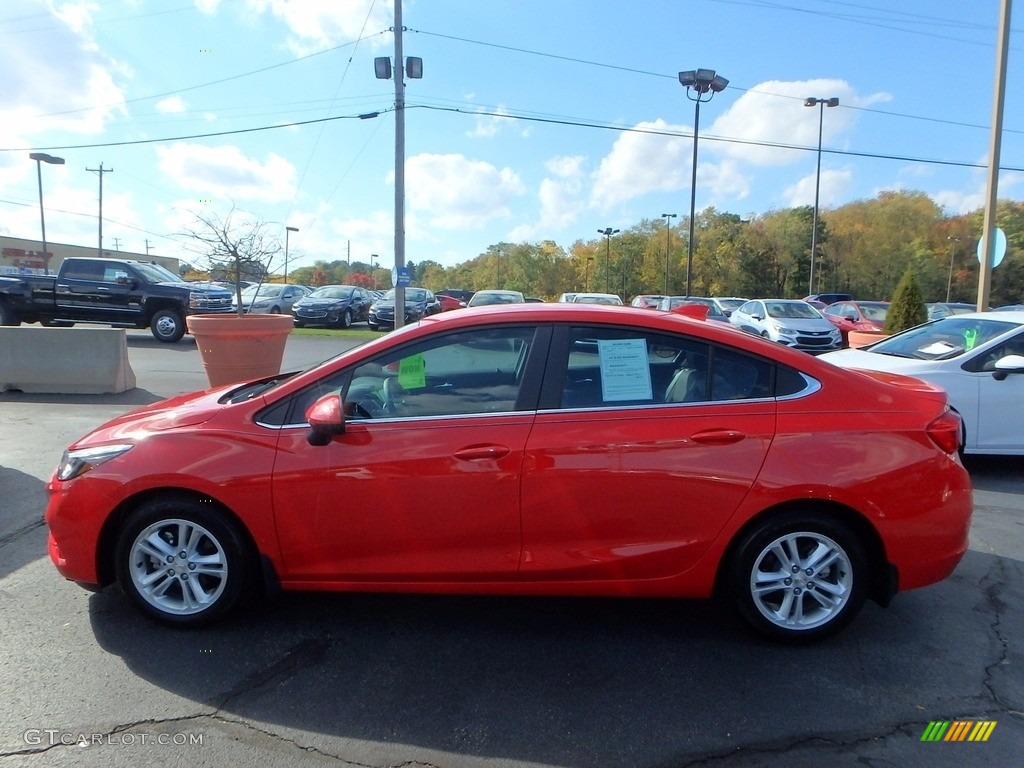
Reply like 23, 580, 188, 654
115, 497, 253, 627
150, 309, 185, 342
729, 513, 867, 643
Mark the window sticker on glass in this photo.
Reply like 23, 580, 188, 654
598, 338, 653, 401
398, 354, 427, 390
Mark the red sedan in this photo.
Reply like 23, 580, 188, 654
822, 300, 890, 345
46, 304, 971, 642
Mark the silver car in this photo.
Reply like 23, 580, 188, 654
730, 299, 841, 353
233, 283, 310, 314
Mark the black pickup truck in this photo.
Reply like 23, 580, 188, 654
0, 257, 234, 342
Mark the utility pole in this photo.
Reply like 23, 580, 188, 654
145, 239, 153, 255
86, 163, 113, 256
112, 237, 122, 251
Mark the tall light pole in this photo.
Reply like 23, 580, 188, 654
29, 152, 64, 272
804, 97, 839, 296
947, 236, 964, 302
679, 69, 728, 297
284, 226, 298, 282
661, 213, 676, 295
597, 227, 619, 294
585, 256, 594, 291
370, 254, 378, 289
374, 0, 422, 329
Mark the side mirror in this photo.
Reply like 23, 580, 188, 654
305, 393, 345, 446
992, 354, 1024, 381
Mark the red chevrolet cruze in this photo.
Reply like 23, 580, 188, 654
46, 304, 972, 642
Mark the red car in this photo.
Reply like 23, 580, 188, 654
46, 304, 971, 642
822, 300, 890, 345
436, 294, 466, 312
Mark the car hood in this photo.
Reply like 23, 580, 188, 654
298, 297, 347, 307
172, 282, 232, 297
769, 317, 836, 331
67, 388, 229, 449
819, 347, 944, 376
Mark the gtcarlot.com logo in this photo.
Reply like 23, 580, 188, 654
921, 720, 997, 742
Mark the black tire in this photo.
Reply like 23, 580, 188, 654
339, 309, 352, 329
0, 301, 20, 326
270, 306, 281, 314
150, 308, 186, 343
114, 496, 254, 627
40, 319, 75, 328
729, 512, 867, 643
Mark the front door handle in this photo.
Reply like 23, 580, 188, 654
691, 429, 745, 445
454, 445, 511, 461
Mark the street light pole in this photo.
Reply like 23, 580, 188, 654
804, 97, 839, 296
585, 256, 594, 291
679, 69, 728, 298
29, 152, 65, 273
597, 227, 619, 294
661, 213, 676, 296
370, 254, 378, 289
947, 236, 963, 302
284, 226, 298, 282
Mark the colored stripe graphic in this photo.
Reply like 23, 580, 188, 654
969, 722, 997, 742
921, 720, 996, 742
921, 721, 949, 742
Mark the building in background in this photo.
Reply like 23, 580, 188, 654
0, 236, 180, 276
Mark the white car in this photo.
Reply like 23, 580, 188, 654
730, 299, 841, 353
571, 292, 624, 306
820, 311, 1024, 455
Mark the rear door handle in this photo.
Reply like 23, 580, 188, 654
454, 445, 511, 461
691, 429, 746, 445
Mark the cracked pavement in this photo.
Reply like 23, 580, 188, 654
0, 331, 1021, 767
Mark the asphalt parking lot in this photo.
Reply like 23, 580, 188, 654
1, 329, 1022, 767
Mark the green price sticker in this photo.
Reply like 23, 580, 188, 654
398, 354, 426, 389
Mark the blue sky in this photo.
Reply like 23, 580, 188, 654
1, 0, 1022, 273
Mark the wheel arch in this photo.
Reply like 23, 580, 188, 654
96, 487, 269, 592
714, 499, 896, 607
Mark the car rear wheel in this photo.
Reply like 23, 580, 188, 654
729, 513, 867, 643
115, 497, 253, 627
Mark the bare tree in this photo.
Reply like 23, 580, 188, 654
181, 206, 282, 316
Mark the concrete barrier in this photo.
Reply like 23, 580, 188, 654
0, 327, 136, 394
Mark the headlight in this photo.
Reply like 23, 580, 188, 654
189, 292, 201, 309
776, 326, 798, 335
56, 444, 134, 481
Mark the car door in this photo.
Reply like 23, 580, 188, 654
269, 324, 548, 581
520, 324, 776, 583
962, 332, 1024, 452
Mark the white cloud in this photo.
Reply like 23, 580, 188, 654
156, 96, 187, 114
156, 143, 297, 203
591, 119, 692, 211
404, 154, 525, 229
0, 2, 127, 134
243, 0, 394, 54
509, 155, 588, 241
710, 79, 888, 167
784, 167, 853, 208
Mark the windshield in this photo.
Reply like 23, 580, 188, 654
381, 288, 428, 302
133, 262, 183, 283
869, 316, 1021, 360
310, 286, 353, 299
240, 284, 283, 298
766, 302, 821, 319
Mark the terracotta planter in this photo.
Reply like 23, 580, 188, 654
847, 330, 889, 349
186, 313, 293, 387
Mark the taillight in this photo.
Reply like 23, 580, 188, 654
927, 410, 962, 455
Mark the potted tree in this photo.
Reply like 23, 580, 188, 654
183, 207, 294, 387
